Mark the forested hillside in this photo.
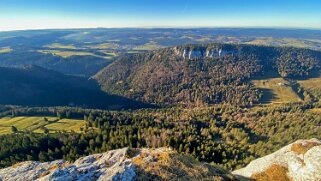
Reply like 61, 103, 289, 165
0, 66, 149, 109
95, 44, 321, 106
0, 102, 320, 170
0, 47, 111, 77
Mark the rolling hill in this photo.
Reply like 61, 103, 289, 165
94, 44, 321, 106
1, 28, 321, 77
0, 65, 149, 109
0, 47, 111, 77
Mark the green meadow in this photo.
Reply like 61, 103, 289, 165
0, 116, 86, 134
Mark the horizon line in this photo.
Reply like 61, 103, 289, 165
1, 26, 321, 33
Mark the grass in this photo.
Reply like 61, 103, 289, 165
38, 50, 111, 59
132, 148, 234, 180
252, 77, 302, 104
298, 75, 321, 88
133, 42, 164, 50
86, 43, 120, 50
291, 142, 320, 154
99, 51, 118, 57
297, 74, 321, 100
126, 50, 143, 54
38, 119, 86, 133
310, 108, 321, 113
44, 43, 77, 49
39, 50, 95, 57
251, 164, 290, 181
245, 37, 310, 48
0, 116, 86, 134
0, 47, 12, 53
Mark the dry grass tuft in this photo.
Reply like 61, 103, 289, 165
39, 170, 51, 177
291, 142, 320, 154
132, 148, 235, 181
48, 165, 60, 171
11, 162, 27, 168
251, 164, 290, 181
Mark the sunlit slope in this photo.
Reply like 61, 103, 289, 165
252, 77, 302, 104
0, 116, 85, 134
297, 74, 321, 101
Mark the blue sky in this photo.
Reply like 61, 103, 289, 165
0, 0, 321, 31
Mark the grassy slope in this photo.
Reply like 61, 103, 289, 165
252, 76, 302, 104
297, 74, 321, 100
0, 116, 85, 134
298, 75, 321, 88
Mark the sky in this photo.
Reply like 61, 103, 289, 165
0, 0, 321, 31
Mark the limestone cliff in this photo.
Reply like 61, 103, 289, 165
172, 45, 240, 59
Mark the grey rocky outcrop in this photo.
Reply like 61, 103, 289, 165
233, 138, 321, 181
0, 148, 136, 181
173, 46, 239, 59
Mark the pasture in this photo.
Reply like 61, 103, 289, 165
252, 77, 302, 104
0, 116, 86, 134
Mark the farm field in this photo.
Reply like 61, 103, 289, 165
38, 50, 96, 57
0, 47, 12, 53
245, 37, 315, 49
133, 42, 164, 50
0, 116, 86, 134
38, 49, 114, 60
44, 43, 77, 49
85, 43, 120, 50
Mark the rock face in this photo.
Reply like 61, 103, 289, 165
233, 138, 321, 181
0, 147, 235, 181
173, 45, 239, 59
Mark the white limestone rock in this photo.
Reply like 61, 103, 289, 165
233, 138, 321, 181
173, 46, 239, 59
0, 148, 136, 181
